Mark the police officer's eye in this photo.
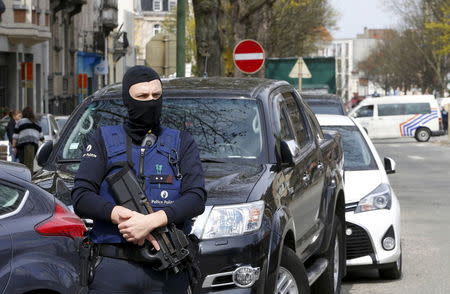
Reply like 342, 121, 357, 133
153, 93, 162, 99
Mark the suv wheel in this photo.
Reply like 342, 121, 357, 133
311, 217, 344, 294
414, 128, 431, 142
276, 246, 310, 294
379, 253, 402, 280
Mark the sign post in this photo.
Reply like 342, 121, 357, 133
233, 39, 265, 74
288, 58, 311, 91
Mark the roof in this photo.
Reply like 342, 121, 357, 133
94, 77, 289, 99
0, 161, 31, 182
301, 93, 343, 104
359, 95, 436, 105
315, 114, 355, 127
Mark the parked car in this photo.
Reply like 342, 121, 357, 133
317, 114, 402, 279
0, 160, 86, 293
55, 115, 69, 131
0, 117, 11, 161
301, 93, 347, 115
37, 113, 60, 142
348, 95, 444, 142
34, 78, 346, 293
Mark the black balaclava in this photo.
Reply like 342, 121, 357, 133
122, 66, 162, 144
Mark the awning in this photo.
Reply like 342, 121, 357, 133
76, 51, 103, 76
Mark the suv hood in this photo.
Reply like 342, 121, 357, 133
344, 170, 383, 203
202, 162, 265, 206
34, 162, 265, 206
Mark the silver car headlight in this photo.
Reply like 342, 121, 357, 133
355, 183, 392, 213
200, 201, 265, 239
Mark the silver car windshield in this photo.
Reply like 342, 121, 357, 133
59, 98, 264, 162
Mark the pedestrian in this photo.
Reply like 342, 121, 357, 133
6, 109, 22, 162
442, 105, 448, 133
71, 65, 206, 293
12, 106, 43, 171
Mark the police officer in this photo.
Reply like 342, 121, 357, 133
71, 66, 206, 293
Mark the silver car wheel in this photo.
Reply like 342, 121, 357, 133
276, 266, 299, 294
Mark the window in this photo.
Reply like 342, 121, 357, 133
405, 103, 430, 114
59, 98, 265, 162
322, 126, 377, 171
169, 0, 176, 10
279, 109, 294, 141
39, 116, 49, 135
153, 24, 161, 36
378, 103, 431, 116
0, 183, 25, 216
153, 0, 162, 11
283, 92, 310, 148
304, 107, 324, 141
355, 105, 374, 118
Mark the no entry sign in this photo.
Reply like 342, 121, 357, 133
233, 39, 265, 74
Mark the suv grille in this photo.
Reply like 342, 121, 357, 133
346, 222, 374, 260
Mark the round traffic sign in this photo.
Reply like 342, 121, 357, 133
233, 39, 265, 74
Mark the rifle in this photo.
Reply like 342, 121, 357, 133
106, 163, 190, 273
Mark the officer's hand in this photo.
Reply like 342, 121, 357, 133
137, 234, 160, 250
111, 206, 133, 224
118, 211, 168, 245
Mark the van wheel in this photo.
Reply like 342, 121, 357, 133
379, 253, 402, 280
414, 128, 431, 142
311, 217, 344, 294
276, 246, 310, 294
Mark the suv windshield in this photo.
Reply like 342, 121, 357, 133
322, 126, 377, 171
58, 97, 264, 162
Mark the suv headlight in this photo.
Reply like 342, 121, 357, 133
355, 183, 392, 213
200, 201, 265, 240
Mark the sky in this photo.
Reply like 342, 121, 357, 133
330, 0, 399, 38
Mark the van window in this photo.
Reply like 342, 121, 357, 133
405, 103, 431, 114
378, 103, 431, 116
355, 105, 373, 118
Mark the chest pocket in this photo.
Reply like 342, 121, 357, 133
145, 173, 181, 209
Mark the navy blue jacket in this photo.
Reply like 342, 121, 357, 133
71, 127, 207, 226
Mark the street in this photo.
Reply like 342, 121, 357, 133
342, 137, 450, 294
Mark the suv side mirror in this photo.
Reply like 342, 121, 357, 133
279, 139, 299, 167
384, 157, 396, 174
36, 140, 53, 166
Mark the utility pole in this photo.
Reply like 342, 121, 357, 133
176, 0, 186, 77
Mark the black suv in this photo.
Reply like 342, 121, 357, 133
301, 93, 347, 115
34, 78, 345, 293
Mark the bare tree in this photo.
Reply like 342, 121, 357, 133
192, 0, 337, 77
387, 0, 448, 94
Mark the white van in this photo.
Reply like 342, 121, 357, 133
348, 95, 444, 142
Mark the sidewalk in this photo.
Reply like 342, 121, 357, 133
430, 133, 450, 145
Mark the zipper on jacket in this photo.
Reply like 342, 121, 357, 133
139, 147, 145, 185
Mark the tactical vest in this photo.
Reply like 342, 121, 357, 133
90, 125, 184, 244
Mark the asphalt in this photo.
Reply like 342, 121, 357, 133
341, 135, 450, 294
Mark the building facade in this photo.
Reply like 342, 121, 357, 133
47, 0, 121, 114
0, 0, 51, 114
134, 0, 176, 65
315, 28, 393, 102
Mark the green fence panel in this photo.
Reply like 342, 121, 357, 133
265, 57, 336, 94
